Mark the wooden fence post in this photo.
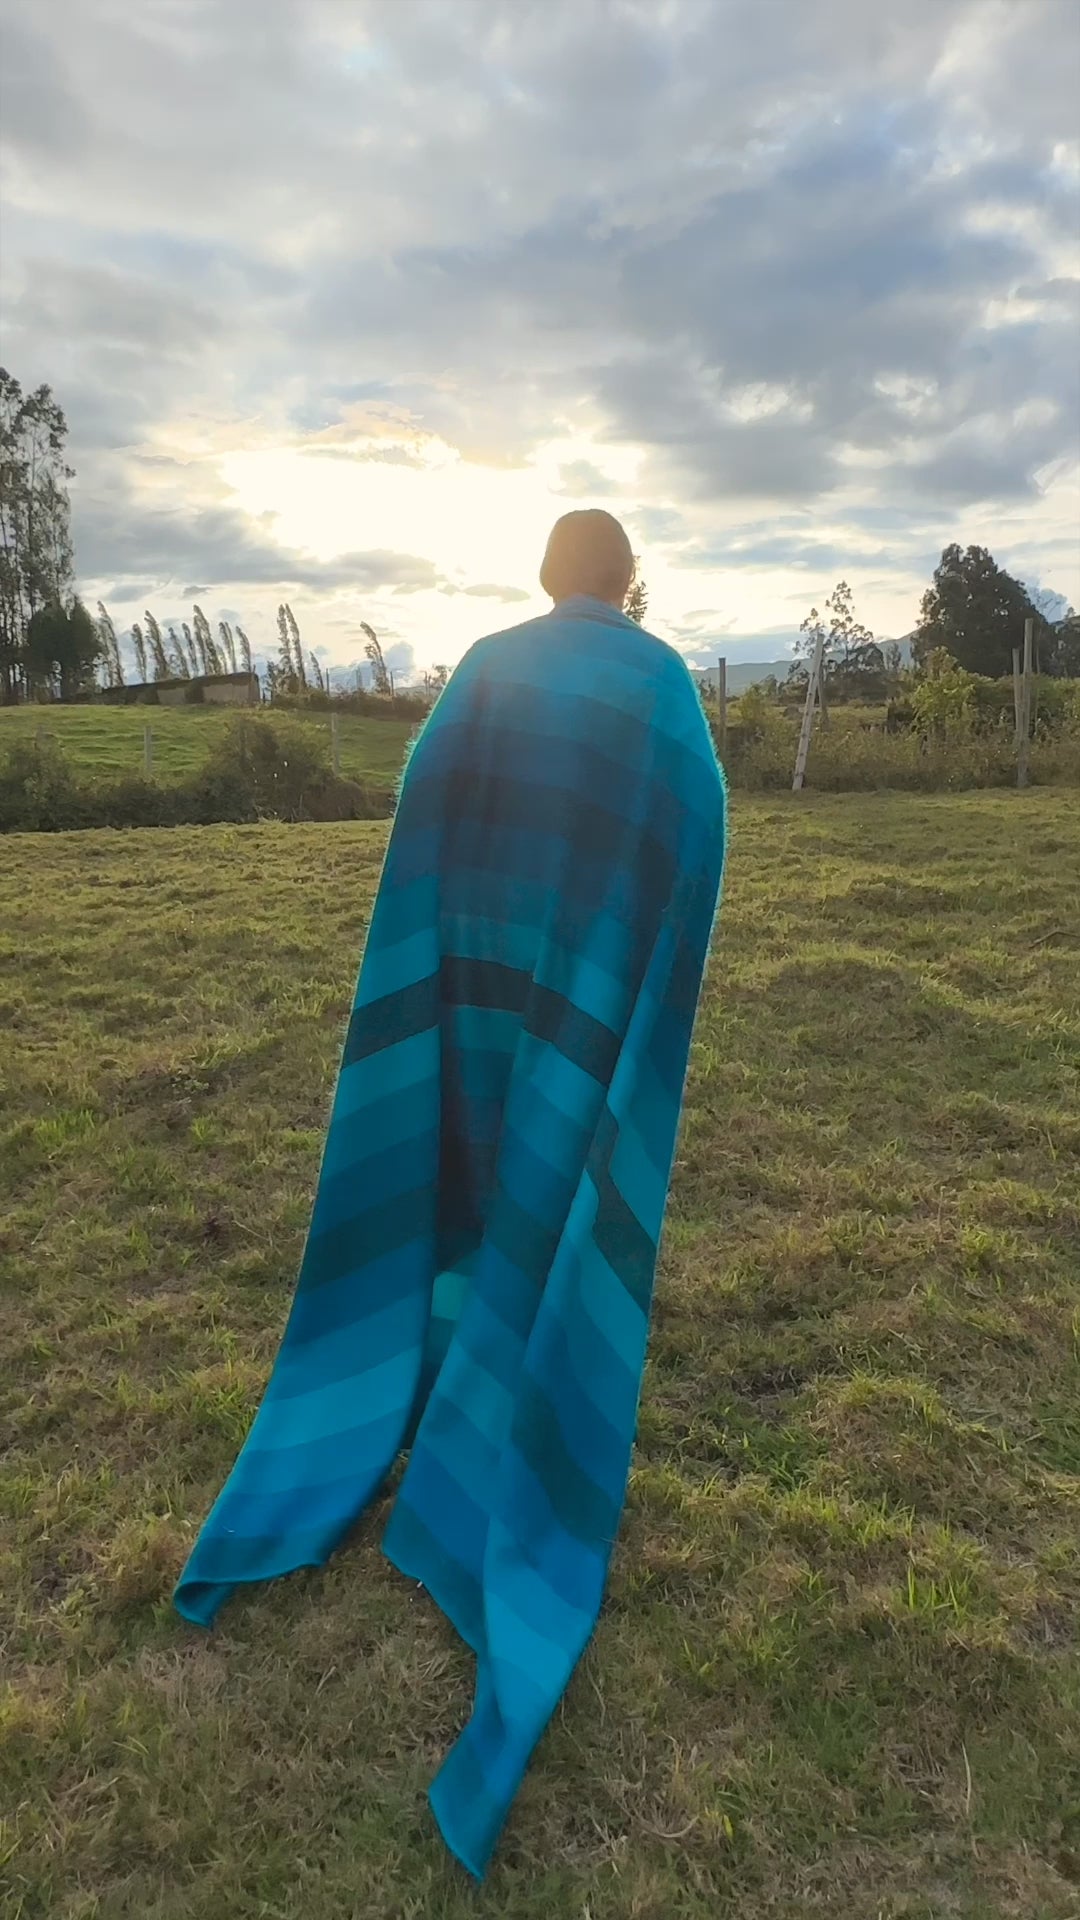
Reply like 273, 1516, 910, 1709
1017, 617, 1033, 790
143, 724, 153, 777
792, 631, 825, 792
717, 655, 728, 763
330, 711, 341, 775
1012, 648, 1022, 744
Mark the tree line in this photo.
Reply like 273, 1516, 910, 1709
790, 551, 1079, 708
1, 370, 76, 703
99, 602, 256, 688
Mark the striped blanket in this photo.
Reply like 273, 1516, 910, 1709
174, 595, 726, 1876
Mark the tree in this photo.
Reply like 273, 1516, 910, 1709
791, 604, 828, 718
219, 620, 238, 673
284, 603, 306, 688
236, 626, 253, 675
914, 544, 1049, 678
143, 610, 170, 680
192, 604, 221, 676
882, 640, 904, 692
624, 560, 648, 626
1025, 583, 1069, 634
181, 622, 199, 677
166, 625, 189, 678
273, 604, 307, 692
276, 604, 299, 693
0, 370, 76, 702
24, 598, 101, 701
125, 614, 146, 683
361, 620, 391, 694
1050, 609, 1080, 679
192, 611, 210, 675
790, 580, 883, 704
97, 601, 125, 686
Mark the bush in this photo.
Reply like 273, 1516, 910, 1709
970, 673, 1077, 738
711, 687, 797, 787
3, 689, 1078, 832
272, 686, 431, 722
810, 725, 1017, 791
911, 660, 978, 743
0, 734, 87, 831
203, 712, 332, 821
710, 696, 1080, 793
885, 698, 916, 733
0, 717, 395, 833
302, 775, 389, 822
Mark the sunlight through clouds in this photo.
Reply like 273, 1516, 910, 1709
1, 0, 1076, 675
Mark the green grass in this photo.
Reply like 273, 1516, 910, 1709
2, 792, 1079, 1919
0, 702, 414, 787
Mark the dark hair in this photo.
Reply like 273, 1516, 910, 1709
539, 509, 635, 606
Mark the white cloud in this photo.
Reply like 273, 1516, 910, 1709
1, 0, 1077, 672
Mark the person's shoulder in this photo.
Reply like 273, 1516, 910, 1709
628, 623, 702, 697
455, 609, 694, 695
634, 623, 691, 671
451, 612, 552, 676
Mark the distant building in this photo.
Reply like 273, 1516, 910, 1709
96, 671, 259, 708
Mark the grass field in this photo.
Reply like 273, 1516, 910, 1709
2, 793, 1079, 1919
0, 702, 414, 787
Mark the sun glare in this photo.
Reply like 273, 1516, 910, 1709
218, 438, 618, 591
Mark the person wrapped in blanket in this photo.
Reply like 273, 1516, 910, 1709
175, 510, 727, 1877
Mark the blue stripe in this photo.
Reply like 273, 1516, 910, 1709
245, 1345, 419, 1452
333, 1028, 438, 1119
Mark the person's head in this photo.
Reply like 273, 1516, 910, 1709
539, 509, 635, 610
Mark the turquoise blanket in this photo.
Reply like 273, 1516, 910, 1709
175, 596, 726, 1876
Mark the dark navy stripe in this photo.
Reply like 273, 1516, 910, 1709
529, 982, 620, 1085
303, 1183, 434, 1289
487, 1187, 562, 1293
514, 1373, 622, 1547
440, 957, 622, 1087
441, 955, 529, 1013
345, 972, 440, 1064
586, 1102, 619, 1186
591, 1168, 657, 1316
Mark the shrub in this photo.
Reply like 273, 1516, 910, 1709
0, 720, 396, 833
709, 699, 1079, 794
85, 775, 187, 829
712, 688, 797, 789
272, 686, 431, 722
202, 712, 332, 821
809, 724, 1017, 791
0, 734, 86, 832
301, 775, 393, 822
1030, 720, 1080, 786
3, 686, 1077, 833
911, 660, 979, 743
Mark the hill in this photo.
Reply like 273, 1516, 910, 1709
2, 792, 1077, 1919
693, 639, 915, 698
694, 660, 794, 694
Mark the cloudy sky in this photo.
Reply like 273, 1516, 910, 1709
2, 0, 1078, 679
